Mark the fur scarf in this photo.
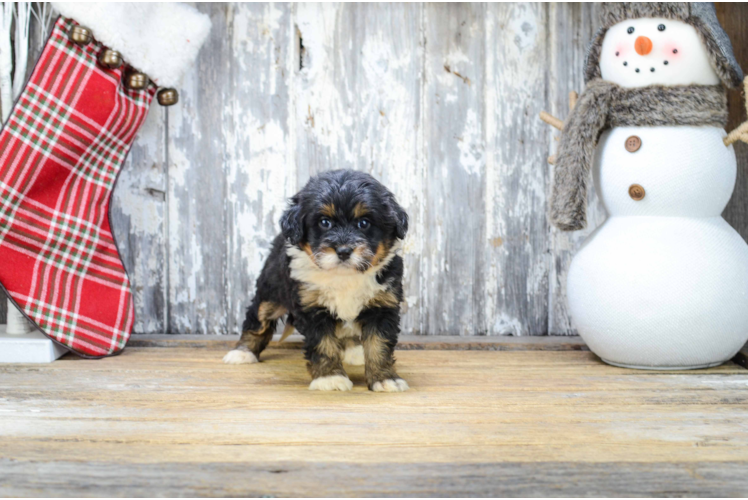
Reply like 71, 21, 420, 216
550, 79, 727, 231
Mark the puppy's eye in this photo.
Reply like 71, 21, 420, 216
627, 27, 634, 34
658, 24, 666, 31
319, 218, 332, 229
357, 219, 370, 230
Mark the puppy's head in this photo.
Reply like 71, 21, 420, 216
281, 170, 408, 272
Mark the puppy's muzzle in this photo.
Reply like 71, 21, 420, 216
335, 246, 353, 261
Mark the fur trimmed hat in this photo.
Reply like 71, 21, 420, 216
584, 2, 743, 88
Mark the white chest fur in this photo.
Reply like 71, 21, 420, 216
286, 244, 396, 322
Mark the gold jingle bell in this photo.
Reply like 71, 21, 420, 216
98, 49, 123, 69
68, 25, 93, 46
124, 71, 149, 90
157, 88, 179, 107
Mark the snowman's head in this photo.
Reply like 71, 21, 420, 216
600, 18, 719, 88
584, 3, 743, 89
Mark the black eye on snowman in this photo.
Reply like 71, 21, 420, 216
658, 24, 666, 31
627, 27, 635, 34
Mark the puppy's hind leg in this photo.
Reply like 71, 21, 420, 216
223, 301, 287, 364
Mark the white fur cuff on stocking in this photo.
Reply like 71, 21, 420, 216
51, 2, 211, 87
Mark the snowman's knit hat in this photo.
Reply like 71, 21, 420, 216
585, 2, 743, 88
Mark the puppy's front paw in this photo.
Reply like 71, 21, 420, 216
309, 374, 353, 391
223, 349, 258, 365
343, 345, 365, 366
371, 378, 409, 392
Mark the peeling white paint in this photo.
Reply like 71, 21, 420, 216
110, 3, 602, 336
458, 109, 484, 175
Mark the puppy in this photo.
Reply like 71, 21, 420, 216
223, 170, 409, 392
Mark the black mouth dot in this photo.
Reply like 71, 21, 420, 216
650, 67, 655, 72
664, 60, 669, 65
623, 61, 628, 66
635, 68, 640, 73
673, 49, 678, 54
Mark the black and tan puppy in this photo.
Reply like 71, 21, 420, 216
223, 170, 409, 392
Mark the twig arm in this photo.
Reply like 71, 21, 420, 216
539, 111, 564, 131
540, 90, 578, 164
724, 121, 748, 146
569, 91, 578, 111
724, 80, 748, 147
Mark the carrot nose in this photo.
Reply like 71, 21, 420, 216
635, 36, 653, 55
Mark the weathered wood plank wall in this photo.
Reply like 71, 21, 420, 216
24, 2, 748, 336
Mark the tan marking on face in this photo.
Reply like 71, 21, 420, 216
300, 243, 322, 269
369, 242, 389, 267
353, 202, 369, 219
348, 244, 373, 270
301, 243, 314, 258
315, 246, 340, 269
320, 203, 336, 217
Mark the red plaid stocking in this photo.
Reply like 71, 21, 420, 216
0, 17, 154, 357
0, 3, 210, 357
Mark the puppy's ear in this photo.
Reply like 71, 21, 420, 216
389, 197, 408, 240
280, 196, 304, 245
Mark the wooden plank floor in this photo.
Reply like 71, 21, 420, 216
2, 339, 748, 497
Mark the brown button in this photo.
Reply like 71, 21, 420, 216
625, 135, 642, 152
628, 184, 646, 201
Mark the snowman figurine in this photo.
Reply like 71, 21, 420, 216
542, 2, 748, 369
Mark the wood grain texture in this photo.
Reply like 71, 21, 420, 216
223, 3, 296, 335
294, 3, 425, 334
1, 345, 748, 496
166, 4, 231, 334
4, 459, 748, 497
546, 3, 604, 335
420, 3, 487, 335
7, 3, 742, 337
484, 3, 549, 335
111, 108, 167, 334
126, 333, 592, 351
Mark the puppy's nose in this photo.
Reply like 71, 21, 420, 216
336, 246, 353, 261
635, 36, 652, 55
